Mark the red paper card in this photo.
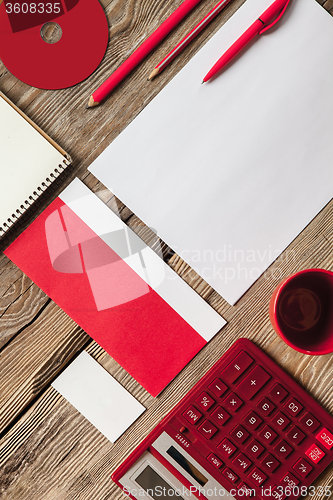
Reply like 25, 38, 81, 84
5, 179, 226, 396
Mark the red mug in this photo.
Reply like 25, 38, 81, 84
269, 269, 333, 355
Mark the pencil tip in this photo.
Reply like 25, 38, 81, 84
87, 96, 99, 108
201, 80, 205, 85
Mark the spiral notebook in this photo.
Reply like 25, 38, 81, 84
0, 92, 71, 235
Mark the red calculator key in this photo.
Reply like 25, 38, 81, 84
208, 378, 228, 398
270, 486, 287, 500
217, 438, 237, 458
279, 472, 299, 489
230, 425, 250, 444
223, 392, 243, 412
207, 453, 223, 469
256, 397, 276, 416
285, 426, 305, 446
198, 420, 218, 439
195, 392, 215, 411
247, 466, 267, 487
273, 439, 293, 458
271, 411, 290, 430
292, 458, 313, 478
222, 351, 253, 383
260, 453, 280, 473
233, 453, 252, 472
183, 405, 202, 425
222, 467, 238, 484
246, 439, 265, 459
243, 411, 263, 430
298, 412, 320, 433
268, 384, 289, 403
237, 483, 253, 497
316, 427, 333, 450
284, 397, 303, 417
236, 365, 271, 399
258, 425, 278, 444
210, 406, 230, 426
305, 443, 325, 463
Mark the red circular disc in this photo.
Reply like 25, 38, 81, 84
0, 0, 109, 89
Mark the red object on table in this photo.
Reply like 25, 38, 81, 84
203, 0, 291, 82
149, 0, 233, 79
88, 0, 203, 106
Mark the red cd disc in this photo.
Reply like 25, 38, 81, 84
0, 0, 109, 89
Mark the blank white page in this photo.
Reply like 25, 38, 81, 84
0, 96, 66, 229
89, 0, 333, 305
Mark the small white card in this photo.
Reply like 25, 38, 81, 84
52, 351, 145, 442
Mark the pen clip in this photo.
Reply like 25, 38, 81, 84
259, 0, 291, 34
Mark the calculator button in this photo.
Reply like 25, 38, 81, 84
305, 443, 325, 463
183, 405, 202, 425
258, 425, 278, 444
273, 439, 293, 458
198, 420, 218, 439
316, 427, 333, 450
271, 411, 290, 430
270, 486, 287, 500
237, 483, 253, 497
256, 397, 276, 416
284, 397, 303, 417
222, 467, 238, 484
195, 392, 215, 411
247, 466, 267, 486
246, 439, 265, 459
292, 458, 313, 478
217, 438, 237, 458
207, 453, 223, 469
243, 411, 263, 430
210, 406, 230, 426
279, 472, 299, 489
223, 392, 243, 412
298, 412, 320, 433
222, 351, 253, 383
208, 378, 228, 398
268, 384, 288, 403
232, 453, 252, 472
230, 425, 250, 444
285, 426, 305, 445
260, 453, 280, 473
236, 365, 271, 399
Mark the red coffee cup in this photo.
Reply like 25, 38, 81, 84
269, 269, 333, 355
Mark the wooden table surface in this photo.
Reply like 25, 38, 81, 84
1, 0, 333, 498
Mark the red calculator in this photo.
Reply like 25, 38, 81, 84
112, 339, 333, 500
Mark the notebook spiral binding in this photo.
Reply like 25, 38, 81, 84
0, 157, 70, 235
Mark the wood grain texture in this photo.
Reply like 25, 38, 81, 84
0, 301, 89, 435
0, 0, 332, 498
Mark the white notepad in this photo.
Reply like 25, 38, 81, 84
0, 92, 70, 234
52, 351, 145, 442
89, 0, 333, 305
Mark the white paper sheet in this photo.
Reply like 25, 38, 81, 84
52, 351, 145, 442
89, 0, 333, 305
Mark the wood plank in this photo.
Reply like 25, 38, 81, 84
0, 254, 49, 349
0, 302, 89, 435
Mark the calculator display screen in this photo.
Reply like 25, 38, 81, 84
166, 445, 208, 486
135, 465, 185, 499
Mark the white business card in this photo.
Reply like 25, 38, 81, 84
52, 351, 145, 442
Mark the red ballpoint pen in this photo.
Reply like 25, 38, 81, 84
203, 0, 291, 82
